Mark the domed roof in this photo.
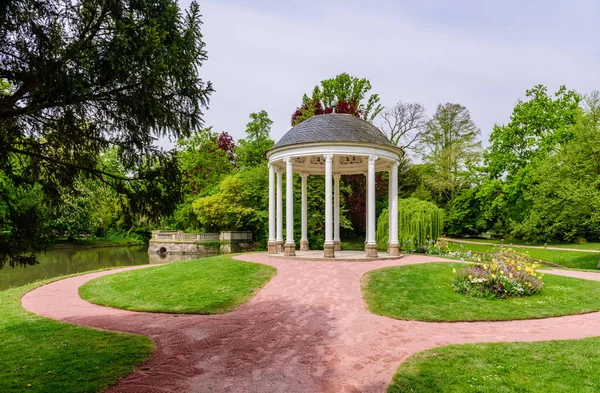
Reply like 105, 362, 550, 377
273, 113, 394, 148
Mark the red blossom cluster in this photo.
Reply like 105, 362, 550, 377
290, 99, 365, 126
217, 132, 235, 164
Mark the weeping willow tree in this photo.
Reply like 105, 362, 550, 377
377, 198, 444, 251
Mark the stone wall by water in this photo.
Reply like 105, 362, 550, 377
148, 231, 253, 255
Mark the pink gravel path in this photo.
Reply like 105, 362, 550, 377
21, 254, 600, 393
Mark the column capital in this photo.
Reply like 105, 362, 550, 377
300, 172, 309, 179
323, 154, 334, 161
283, 157, 293, 164
333, 173, 341, 180
368, 155, 378, 164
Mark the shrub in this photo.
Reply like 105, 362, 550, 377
376, 198, 444, 251
452, 249, 544, 299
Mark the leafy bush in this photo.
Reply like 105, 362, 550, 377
452, 249, 544, 299
377, 198, 444, 251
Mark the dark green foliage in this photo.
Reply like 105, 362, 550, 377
0, 0, 213, 267
513, 92, 600, 242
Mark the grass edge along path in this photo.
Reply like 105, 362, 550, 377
363, 262, 600, 322
446, 241, 600, 270
0, 275, 155, 393
79, 255, 277, 314
388, 338, 600, 393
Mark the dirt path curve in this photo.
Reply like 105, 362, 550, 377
443, 237, 600, 253
21, 254, 600, 393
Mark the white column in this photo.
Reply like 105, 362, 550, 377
276, 169, 283, 252
389, 161, 400, 256
324, 154, 334, 257
366, 155, 378, 257
268, 164, 276, 253
388, 166, 393, 252
300, 173, 309, 251
334, 174, 341, 250
364, 172, 368, 249
284, 157, 295, 256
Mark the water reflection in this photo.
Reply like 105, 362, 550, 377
0, 246, 204, 291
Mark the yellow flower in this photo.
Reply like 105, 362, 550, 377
509, 273, 513, 278
517, 266, 522, 271
452, 268, 457, 274
469, 275, 473, 280
491, 274, 497, 279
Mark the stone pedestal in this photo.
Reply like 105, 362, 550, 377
268, 241, 278, 254
284, 242, 296, 256
389, 243, 400, 257
276, 240, 284, 253
300, 240, 309, 251
334, 240, 341, 251
365, 243, 378, 258
324, 243, 335, 258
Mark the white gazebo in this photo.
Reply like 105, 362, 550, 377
266, 113, 404, 259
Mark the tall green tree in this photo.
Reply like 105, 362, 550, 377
482, 85, 581, 233
292, 73, 383, 125
235, 110, 274, 169
418, 103, 482, 204
513, 92, 600, 242
0, 0, 213, 267
486, 85, 581, 179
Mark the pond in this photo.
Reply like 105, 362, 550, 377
0, 245, 200, 291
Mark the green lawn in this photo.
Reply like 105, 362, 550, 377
0, 279, 154, 393
363, 262, 600, 321
388, 338, 600, 393
447, 241, 600, 270
79, 256, 276, 313
447, 237, 600, 250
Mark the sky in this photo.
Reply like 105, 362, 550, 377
174, 0, 600, 148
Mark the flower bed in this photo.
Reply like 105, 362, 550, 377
452, 249, 544, 299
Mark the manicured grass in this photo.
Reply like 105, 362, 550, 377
363, 262, 600, 321
448, 242, 600, 270
0, 278, 155, 393
447, 237, 600, 250
388, 338, 600, 393
79, 256, 276, 314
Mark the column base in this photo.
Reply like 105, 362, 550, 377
323, 242, 335, 258
365, 243, 378, 258
276, 240, 284, 253
284, 242, 296, 256
334, 240, 341, 251
389, 243, 400, 257
268, 241, 278, 254
299, 240, 309, 251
